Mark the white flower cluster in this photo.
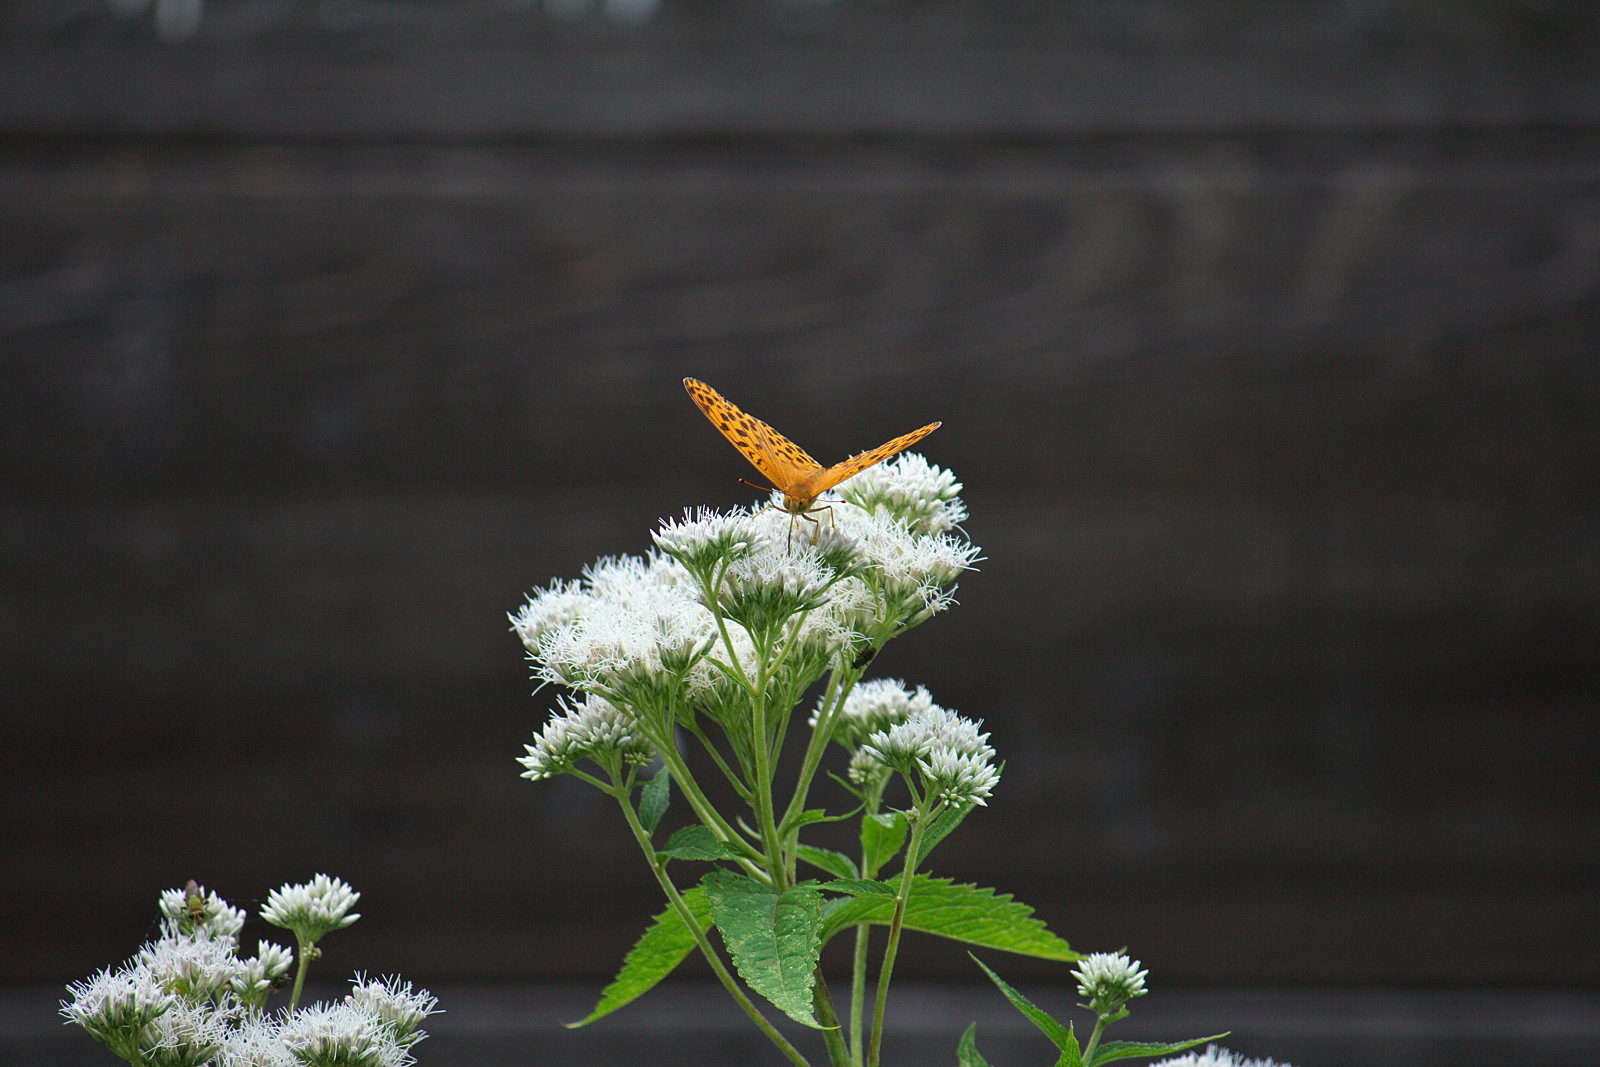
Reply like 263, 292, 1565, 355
1155, 1048, 1299, 1067
158, 882, 246, 944
347, 975, 440, 1049
138, 934, 243, 1004
1073, 951, 1149, 1014
860, 702, 1000, 807
261, 874, 361, 946
278, 1002, 411, 1067
64, 882, 435, 1067
519, 693, 655, 781
839, 452, 968, 535
512, 455, 978, 782
821, 678, 937, 744
231, 942, 296, 1011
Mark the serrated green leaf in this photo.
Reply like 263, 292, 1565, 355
914, 801, 976, 867
817, 879, 897, 897
957, 1023, 992, 1067
796, 845, 859, 880
566, 888, 712, 1028
861, 812, 908, 874
703, 871, 825, 1028
820, 876, 1078, 962
1089, 1035, 1230, 1066
658, 825, 741, 862
638, 768, 671, 837
970, 954, 1078, 1059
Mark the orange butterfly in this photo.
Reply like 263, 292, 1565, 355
683, 378, 940, 526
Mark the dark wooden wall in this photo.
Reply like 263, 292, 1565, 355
3, 0, 1597, 988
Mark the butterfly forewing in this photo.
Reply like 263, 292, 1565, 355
807, 421, 942, 496
683, 378, 822, 493
683, 377, 940, 511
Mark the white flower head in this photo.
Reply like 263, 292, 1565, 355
527, 553, 712, 704
158, 882, 246, 946
860, 704, 999, 807
138, 934, 244, 1004
62, 965, 176, 1061
519, 693, 655, 781
347, 974, 439, 1048
260, 875, 361, 946
820, 678, 936, 744
714, 539, 834, 638
1073, 951, 1149, 1014
510, 579, 588, 654
847, 745, 892, 788
230, 942, 295, 1009
278, 1002, 410, 1067
652, 506, 759, 574
838, 452, 967, 535
218, 1014, 297, 1067
1155, 1048, 1298, 1067
139, 995, 230, 1067
834, 508, 979, 622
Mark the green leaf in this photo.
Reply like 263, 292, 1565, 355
702, 871, 825, 1028
638, 768, 671, 837
970, 954, 1079, 1062
820, 876, 1078, 962
792, 807, 858, 828
566, 888, 712, 1028
957, 1023, 992, 1067
817, 879, 896, 897
796, 845, 859, 880
1089, 1036, 1230, 1066
658, 825, 741, 862
914, 802, 976, 867
861, 812, 908, 874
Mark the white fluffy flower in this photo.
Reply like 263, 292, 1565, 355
61, 965, 176, 1060
1073, 951, 1149, 1013
278, 1002, 410, 1067
510, 578, 588, 653
519, 693, 654, 780
652, 507, 759, 573
231, 942, 294, 1008
860, 704, 1000, 807
347, 975, 439, 1048
820, 678, 936, 742
157, 883, 246, 945
138, 934, 243, 1003
838, 452, 968, 535
834, 507, 979, 620
261, 876, 361, 945
139, 995, 230, 1067
1155, 1047, 1298, 1067
218, 1014, 297, 1067
524, 553, 713, 701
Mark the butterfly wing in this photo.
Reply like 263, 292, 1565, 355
683, 378, 823, 493
806, 421, 942, 496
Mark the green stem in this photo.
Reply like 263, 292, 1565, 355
811, 969, 854, 1067
849, 924, 871, 1065
287, 938, 314, 1012
867, 814, 927, 1067
614, 789, 813, 1067
1082, 1015, 1109, 1065
778, 666, 860, 835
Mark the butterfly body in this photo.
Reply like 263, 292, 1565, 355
683, 378, 940, 517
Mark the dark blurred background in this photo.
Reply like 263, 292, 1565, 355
2, 0, 1599, 1062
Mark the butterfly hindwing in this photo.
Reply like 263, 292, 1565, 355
683, 378, 822, 492
808, 422, 942, 495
